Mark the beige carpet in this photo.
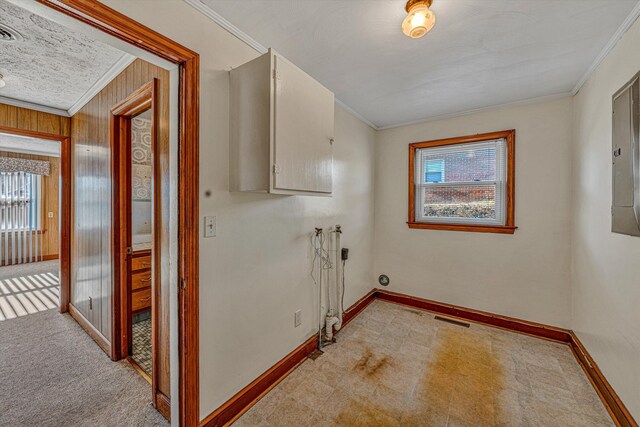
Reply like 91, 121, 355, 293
0, 307, 168, 426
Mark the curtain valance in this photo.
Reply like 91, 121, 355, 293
0, 157, 50, 176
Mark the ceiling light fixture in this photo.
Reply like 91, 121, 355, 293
402, 0, 436, 39
0, 74, 5, 89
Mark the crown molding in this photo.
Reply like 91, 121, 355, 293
377, 92, 573, 131
184, 0, 379, 130
0, 95, 70, 117
335, 99, 378, 129
67, 53, 136, 116
184, 0, 267, 54
572, 0, 640, 95
183, 0, 639, 131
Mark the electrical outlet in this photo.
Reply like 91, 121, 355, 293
294, 309, 302, 327
47, 211, 54, 218
204, 216, 216, 237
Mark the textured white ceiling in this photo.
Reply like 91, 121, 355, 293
0, 132, 60, 157
0, 0, 128, 111
198, 0, 639, 128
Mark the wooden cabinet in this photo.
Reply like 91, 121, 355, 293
230, 48, 335, 196
130, 250, 152, 313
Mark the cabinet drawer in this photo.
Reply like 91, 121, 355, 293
132, 288, 151, 313
131, 271, 152, 291
131, 255, 152, 272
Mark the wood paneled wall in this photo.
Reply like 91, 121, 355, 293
0, 105, 69, 263
0, 151, 60, 259
0, 104, 70, 137
71, 59, 171, 399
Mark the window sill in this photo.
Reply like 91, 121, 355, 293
407, 222, 517, 234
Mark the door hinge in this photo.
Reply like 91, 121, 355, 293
273, 69, 280, 80
273, 164, 281, 174
180, 278, 186, 291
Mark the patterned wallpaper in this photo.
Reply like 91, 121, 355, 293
131, 117, 152, 201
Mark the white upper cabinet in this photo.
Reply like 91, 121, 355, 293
230, 49, 334, 196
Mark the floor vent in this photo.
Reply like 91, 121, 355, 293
0, 24, 23, 43
434, 316, 470, 328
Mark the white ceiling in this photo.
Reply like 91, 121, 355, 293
0, 0, 133, 115
0, 132, 60, 157
196, 0, 640, 128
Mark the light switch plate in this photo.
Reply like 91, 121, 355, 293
204, 216, 216, 238
48, 212, 54, 218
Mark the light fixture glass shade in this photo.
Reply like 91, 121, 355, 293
402, 3, 436, 39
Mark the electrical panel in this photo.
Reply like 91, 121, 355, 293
612, 73, 640, 236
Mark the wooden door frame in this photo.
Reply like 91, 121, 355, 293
110, 80, 160, 401
36, 1, 200, 426
0, 125, 71, 313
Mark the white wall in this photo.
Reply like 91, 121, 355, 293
572, 17, 640, 419
102, 0, 376, 421
374, 97, 574, 327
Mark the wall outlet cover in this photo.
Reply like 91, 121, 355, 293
294, 309, 302, 327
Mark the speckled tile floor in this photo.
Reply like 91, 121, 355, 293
232, 300, 613, 427
132, 317, 152, 376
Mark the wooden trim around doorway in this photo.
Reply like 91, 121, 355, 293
36, 1, 201, 425
110, 79, 158, 363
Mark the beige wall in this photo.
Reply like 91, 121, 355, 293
103, 0, 376, 420
374, 97, 574, 327
572, 17, 640, 419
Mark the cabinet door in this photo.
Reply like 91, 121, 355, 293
273, 54, 334, 194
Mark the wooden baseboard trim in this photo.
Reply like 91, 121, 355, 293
0, 254, 59, 266
156, 391, 171, 421
200, 335, 318, 427
374, 288, 572, 342
68, 303, 111, 356
340, 289, 377, 329
373, 288, 636, 427
569, 332, 637, 427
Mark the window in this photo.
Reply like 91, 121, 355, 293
408, 130, 516, 234
425, 159, 444, 183
0, 172, 42, 231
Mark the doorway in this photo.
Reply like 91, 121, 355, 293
0, 123, 71, 320
110, 78, 168, 414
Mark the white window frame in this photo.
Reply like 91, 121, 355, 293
415, 139, 507, 226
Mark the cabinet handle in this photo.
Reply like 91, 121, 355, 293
140, 277, 152, 282
141, 261, 152, 266
139, 296, 151, 302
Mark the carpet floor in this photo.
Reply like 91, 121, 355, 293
0, 260, 60, 321
0, 308, 169, 426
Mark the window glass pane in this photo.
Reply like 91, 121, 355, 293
421, 143, 497, 184
422, 185, 496, 219
424, 159, 444, 183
